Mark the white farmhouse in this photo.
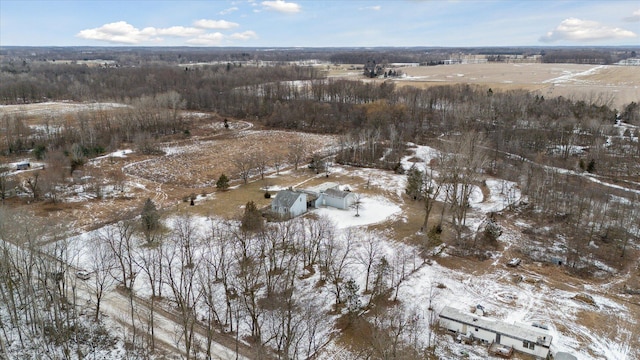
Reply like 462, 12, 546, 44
439, 306, 552, 359
271, 190, 307, 218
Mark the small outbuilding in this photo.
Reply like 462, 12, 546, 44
16, 162, 30, 170
306, 182, 357, 210
316, 187, 356, 210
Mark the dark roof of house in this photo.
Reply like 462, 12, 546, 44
272, 190, 305, 209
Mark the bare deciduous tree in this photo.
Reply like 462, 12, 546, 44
322, 228, 354, 305
233, 153, 256, 184
356, 233, 381, 294
87, 236, 118, 322
288, 139, 307, 171
164, 215, 202, 359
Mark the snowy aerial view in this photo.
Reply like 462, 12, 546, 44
1, 1, 639, 360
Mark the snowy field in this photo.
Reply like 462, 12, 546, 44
1, 99, 635, 359
0, 101, 129, 116
50, 143, 634, 360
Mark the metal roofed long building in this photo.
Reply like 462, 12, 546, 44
439, 306, 552, 359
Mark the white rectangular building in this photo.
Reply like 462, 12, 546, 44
439, 306, 552, 359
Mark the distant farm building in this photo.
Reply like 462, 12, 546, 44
271, 182, 357, 218
363, 60, 384, 78
16, 162, 30, 170
439, 306, 552, 359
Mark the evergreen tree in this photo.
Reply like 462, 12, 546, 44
241, 201, 263, 232
343, 278, 362, 314
370, 256, 390, 304
141, 198, 159, 244
216, 173, 230, 191
405, 164, 424, 200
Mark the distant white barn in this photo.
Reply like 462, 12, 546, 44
271, 190, 307, 218
439, 306, 552, 359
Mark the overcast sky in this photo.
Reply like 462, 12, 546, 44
1, 0, 639, 47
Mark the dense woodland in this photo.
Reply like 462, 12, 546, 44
1, 45, 637, 68
1, 47, 639, 359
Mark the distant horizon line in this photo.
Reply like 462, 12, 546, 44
2, 45, 639, 50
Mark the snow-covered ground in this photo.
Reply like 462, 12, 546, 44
0, 101, 129, 116
314, 195, 401, 229
319, 144, 634, 360
3, 139, 635, 360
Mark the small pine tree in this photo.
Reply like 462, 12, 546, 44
216, 173, 230, 191
586, 159, 596, 173
34, 144, 47, 160
427, 224, 442, 246
141, 198, 159, 244
371, 256, 390, 301
405, 164, 424, 200
343, 278, 362, 314
241, 201, 263, 232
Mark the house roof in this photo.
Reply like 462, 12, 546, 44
555, 352, 578, 360
439, 306, 552, 347
324, 188, 352, 199
305, 182, 339, 195
272, 190, 305, 209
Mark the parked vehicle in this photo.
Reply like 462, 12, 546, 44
507, 258, 521, 267
76, 270, 90, 280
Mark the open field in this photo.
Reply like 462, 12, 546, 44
330, 63, 640, 109
396, 63, 640, 109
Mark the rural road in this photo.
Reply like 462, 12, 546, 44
73, 281, 252, 360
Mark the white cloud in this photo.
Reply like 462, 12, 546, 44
229, 30, 258, 40
219, 7, 239, 15
155, 26, 203, 37
76, 21, 204, 44
193, 19, 239, 30
623, 9, 640, 22
361, 5, 381, 11
539, 18, 637, 43
186, 32, 225, 46
261, 0, 301, 14
76, 22, 143, 44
